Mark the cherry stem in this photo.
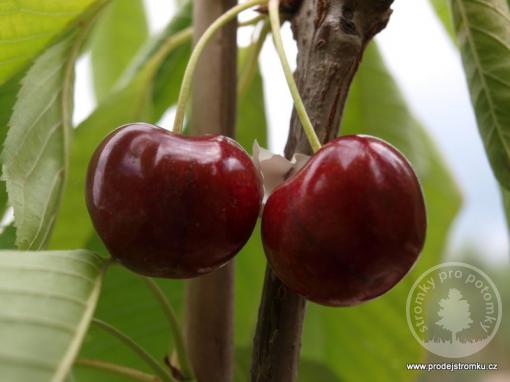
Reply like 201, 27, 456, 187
142, 278, 195, 381
92, 318, 176, 382
238, 13, 267, 27
75, 358, 161, 382
172, 0, 268, 134
268, 0, 322, 153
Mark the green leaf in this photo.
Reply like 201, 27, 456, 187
118, 2, 189, 92
237, 51, 268, 150
451, 0, 510, 190
0, 0, 103, 85
90, 0, 149, 102
429, 0, 456, 39
0, 73, 23, 141
299, 42, 460, 381
113, 1, 191, 120
1, 31, 83, 250
0, 73, 24, 216
297, 359, 342, 382
151, 2, 192, 120
66, 234, 184, 382
0, 224, 17, 249
0, 250, 105, 382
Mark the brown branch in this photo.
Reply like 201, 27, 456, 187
285, 0, 393, 156
184, 1, 237, 381
251, 1, 393, 381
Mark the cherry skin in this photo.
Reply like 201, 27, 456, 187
86, 123, 263, 278
261, 135, 426, 307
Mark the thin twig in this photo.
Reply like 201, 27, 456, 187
238, 14, 267, 27
143, 277, 195, 380
92, 319, 175, 382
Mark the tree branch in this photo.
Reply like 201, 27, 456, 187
184, 1, 237, 381
251, 1, 393, 381
285, 0, 393, 156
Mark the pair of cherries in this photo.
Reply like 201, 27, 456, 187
86, 123, 426, 306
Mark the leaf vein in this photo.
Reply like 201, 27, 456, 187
54, 266, 105, 381
0, 31, 53, 45
470, 25, 510, 51
6, 86, 63, 166
0, 287, 86, 307
0, 351, 54, 371
29, 201, 59, 250
0, 314, 76, 333
454, 0, 510, 159
466, 0, 510, 22
0, 265, 96, 284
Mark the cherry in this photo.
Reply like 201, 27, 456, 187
261, 135, 426, 307
86, 123, 263, 278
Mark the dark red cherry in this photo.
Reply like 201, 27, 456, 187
86, 123, 262, 278
261, 135, 426, 306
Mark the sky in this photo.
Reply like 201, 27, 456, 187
74, 0, 509, 264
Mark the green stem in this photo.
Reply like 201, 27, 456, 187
143, 278, 195, 381
75, 358, 160, 382
268, 0, 322, 153
238, 13, 267, 27
92, 319, 175, 382
238, 20, 271, 98
172, 0, 268, 134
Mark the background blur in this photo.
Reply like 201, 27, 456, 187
69, 1, 509, 380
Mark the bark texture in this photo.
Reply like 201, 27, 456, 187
185, 1, 237, 381
251, 1, 393, 381
285, 0, 393, 156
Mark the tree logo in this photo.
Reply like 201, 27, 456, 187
406, 263, 502, 358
